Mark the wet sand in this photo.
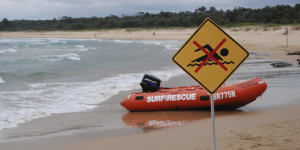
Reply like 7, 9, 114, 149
65, 101, 300, 150
1, 27, 300, 150
64, 73, 300, 150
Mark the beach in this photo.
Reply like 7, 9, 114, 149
1, 26, 299, 64
0, 26, 300, 150
66, 102, 300, 150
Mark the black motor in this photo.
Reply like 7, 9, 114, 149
140, 74, 161, 92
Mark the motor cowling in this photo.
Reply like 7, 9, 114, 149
140, 74, 161, 92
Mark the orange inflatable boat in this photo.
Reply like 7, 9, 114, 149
120, 74, 267, 111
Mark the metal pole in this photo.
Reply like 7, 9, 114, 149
210, 94, 216, 150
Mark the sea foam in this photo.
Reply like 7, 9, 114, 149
112, 40, 134, 44
0, 77, 4, 84
0, 48, 18, 54
139, 40, 183, 51
0, 68, 183, 130
75, 45, 89, 52
37, 53, 81, 62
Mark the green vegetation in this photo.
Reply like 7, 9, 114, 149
1, 4, 300, 31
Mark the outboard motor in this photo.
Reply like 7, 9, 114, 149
140, 74, 161, 92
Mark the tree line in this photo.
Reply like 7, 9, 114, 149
0, 4, 300, 31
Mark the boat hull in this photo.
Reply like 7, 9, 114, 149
120, 78, 267, 111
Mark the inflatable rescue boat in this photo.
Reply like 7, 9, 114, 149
120, 74, 267, 111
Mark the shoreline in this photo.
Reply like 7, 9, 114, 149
2, 73, 300, 150
1, 26, 299, 64
0, 27, 300, 150
1, 71, 300, 150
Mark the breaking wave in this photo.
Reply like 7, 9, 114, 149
0, 77, 4, 84
0, 68, 183, 130
37, 53, 81, 62
0, 48, 18, 54
75, 45, 89, 52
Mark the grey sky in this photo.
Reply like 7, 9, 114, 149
0, 0, 299, 20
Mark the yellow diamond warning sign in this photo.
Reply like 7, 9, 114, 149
173, 18, 249, 94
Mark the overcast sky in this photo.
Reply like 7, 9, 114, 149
0, 0, 299, 20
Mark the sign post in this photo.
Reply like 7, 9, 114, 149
210, 94, 216, 150
172, 18, 249, 150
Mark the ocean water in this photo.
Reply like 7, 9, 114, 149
0, 38, 184, 130
1, 38, 300, 132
